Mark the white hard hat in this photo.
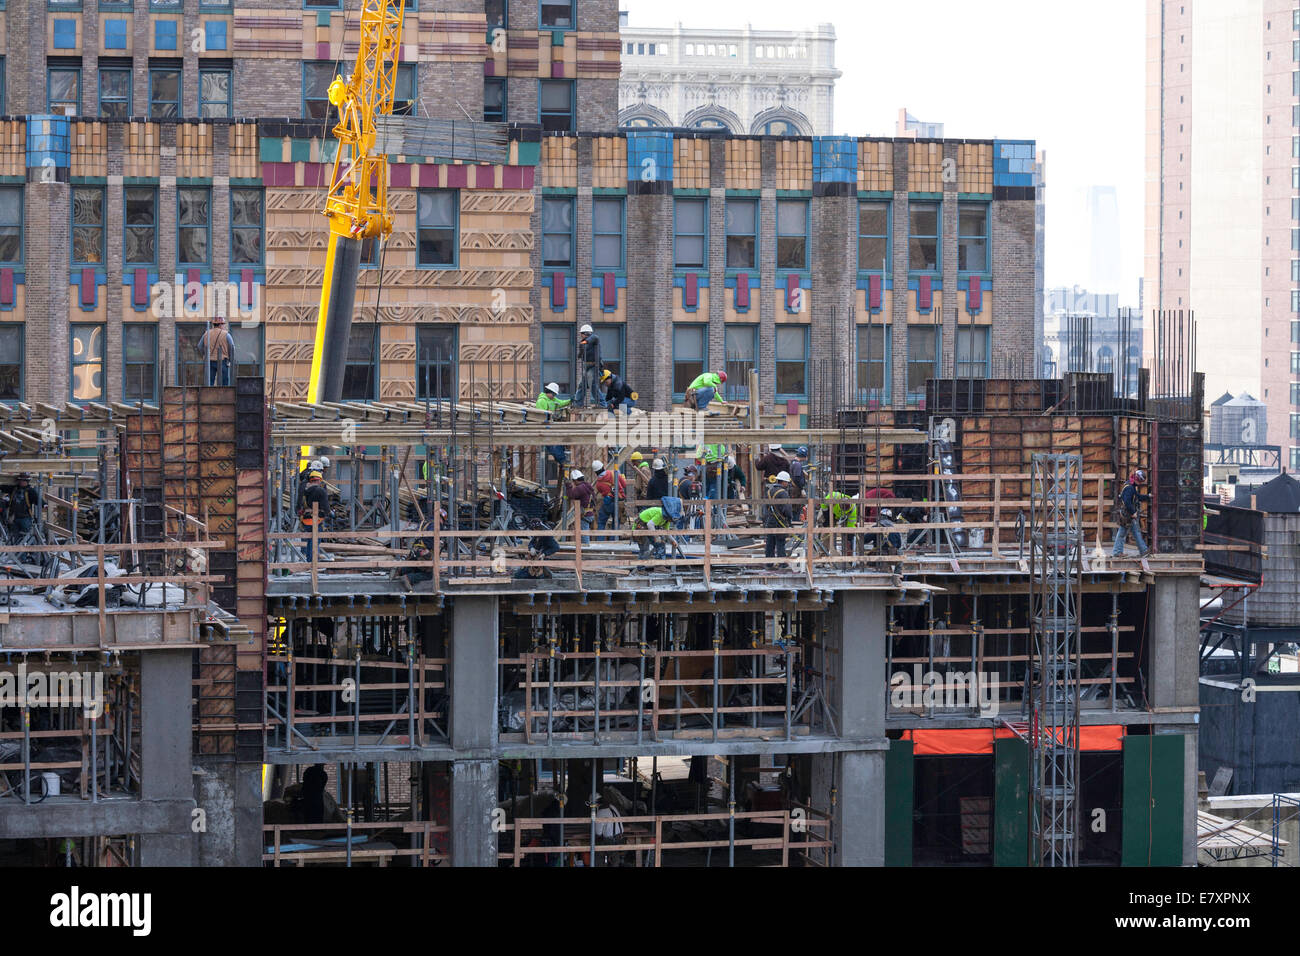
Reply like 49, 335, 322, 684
545, 382, 560, 394
592, 460, 605, 472
770, 443, 783, 452
571, 469, 585, 480
776, 471, 792, 483
579, 324, 594, 334
652, 458, 665, 470
726, 455, 736, 466
318, 456, 329, 468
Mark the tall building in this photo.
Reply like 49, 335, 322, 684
896, 108, 944, 140
1144, 0, 1299, 468
617, 19, 839, 134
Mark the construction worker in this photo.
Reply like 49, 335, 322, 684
4, 473, 40, 541
647, 458, 670, 500
593, 460, 627, 530
821, 490, 859, 555
1112, 470, 1152, 558
565, 468, 596, 543
536, 383, 571, 463
635, 505, 673, 561
627, 452, 651, 522
399, 539, 433, 588
756, 444, 790, 484
600, 369, 637, 415
298, 455, 330, 489
678, 465, 704, 533
723, 454, 747, 499
574, 325, 602, 407
790, 447, 810, 496
199, 315, 235, 386
685, 370, 727, 410
515, 518, 559, 579
297, 470, 330, 562
861, 487, 899, 552
700, 443, 728, 499
764, 471, 794, 562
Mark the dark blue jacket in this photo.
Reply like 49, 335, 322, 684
1119, 482, 1149, 518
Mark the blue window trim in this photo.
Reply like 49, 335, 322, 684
48, 64, 82, 115
99, 64, 133, 117
907, 199, 942, 275
229, 185, 265, 267
723, 323, 758, 401
957, 200, 991, 275
70, 185, 106, 266
775, 197, 809, 274
541, 194, 576, 272
540, 322, 575, 399
723, 195, 760, 273
302, 61, 335, 121
592, 196, 625, 272
177, 185, 212, 268
301, 0, 341, 8
484, 76, 507, 123
198, 66, 233, 118
855, 323, 891, 405
857, 198, 891, 275
122, 322, 158, 405
673, 196, 708, 271
0, 323, 25, 404
342, 324, 378, 402
538, 78, 575, 133
69, 322, 107, 404
198, 0, 232, 10
415, 187, 459, 270
906, 324, 942, 404
485, 0, 506, 36
538, 0, 576, 30
392, 62, 416, 114
123, 184, 158, 267
774, 324, 809, 401
0, 56, 5, 114
149, 66, 182, 119
591, 322, 625, 376
415, 324, 457, 400
0, 183, 23, 267
955, 325, 991, 378
670, 322, 708, 402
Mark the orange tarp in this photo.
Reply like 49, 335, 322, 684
902, 726, 1125, 756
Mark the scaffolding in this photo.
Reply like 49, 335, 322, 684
1028, 453, 1084, 867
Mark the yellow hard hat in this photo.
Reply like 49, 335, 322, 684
601, 369, 612, 382
309, 471, 323, 480
630, 452, 644, 461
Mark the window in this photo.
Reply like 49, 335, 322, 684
674, 198, 707, 269
485, 0, 507, 29
0, 186, 20, 264
856, 325, 888, 402
0, 56, 5, 114
907, 325, 939, 399
391, 63, 416, 115
858, 202, 889, 272
71, 187, 105, 265
541, 324, 574, 395
1291, 382, 1300, 406
199, 67, 232, 118
231, 325, 263, 379
542, 197, 575, 269
304, 63, 335, 120
775, 326, 808, 398
416, 189, 457, 267
149, 66, 181, 118
1292, 352, 1300, 375
0, 322, 22, 404
49, 64, 81, 116
175, 324, 207, 386
71, 324, 105, 403
99, 65, 132, 118
957, 203, 989, 272
484, 78, 507, 123
672, 324, 706, 398
1293, 448, 1300, 472
955, 326, 989, 379
123, 324, 158, 404
540, 0, 575, 29
725, 198, 758, 269
1292, 413, 1300, 440
909, 202, 940, 272
761, 119, 801, 136
776, 200, 808, 270
593, 324, 624, 378
342, 324, 377, 400
539, 80, 574, 133
416, 325, 456, 400
724, 325, 757, 400
124, 187, 157, 265
592, 198, 624, 271
231, 188, 264, 265
178, 187, 211, 266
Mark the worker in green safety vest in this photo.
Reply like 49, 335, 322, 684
700, 443, 727, 499
635, 506, 672, 560
684, 371, 727, 411
821, 490, 859, 555
536, 382, 571, 465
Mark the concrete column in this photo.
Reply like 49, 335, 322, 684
1147, 575, 1199, 709
889, 142, 910, 402
450, 760, 498, 867
810, 189, 857, 409
194, 760, 264, 867
449, 595, 499, 752
626, 186, 673, 409
814, 590, 888, 866
138, 649, 195, 866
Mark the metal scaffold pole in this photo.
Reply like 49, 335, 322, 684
1029, 452, 1083, 867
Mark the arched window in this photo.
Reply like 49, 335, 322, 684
761, 119, 801, 136
623, 117, 660, 128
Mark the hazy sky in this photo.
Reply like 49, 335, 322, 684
622, 0, 1146, 305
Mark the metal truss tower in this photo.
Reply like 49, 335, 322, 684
1028, 453, 1084, 866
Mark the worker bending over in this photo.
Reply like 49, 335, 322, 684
515, 518, 559, 580
600, 369, 637, 415
635, 506, 673, 561
684, 370, 727, 410
821, 490, 859, 556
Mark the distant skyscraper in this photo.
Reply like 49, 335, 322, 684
1086, 185, 1121, 293
896, 108, 945, 139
